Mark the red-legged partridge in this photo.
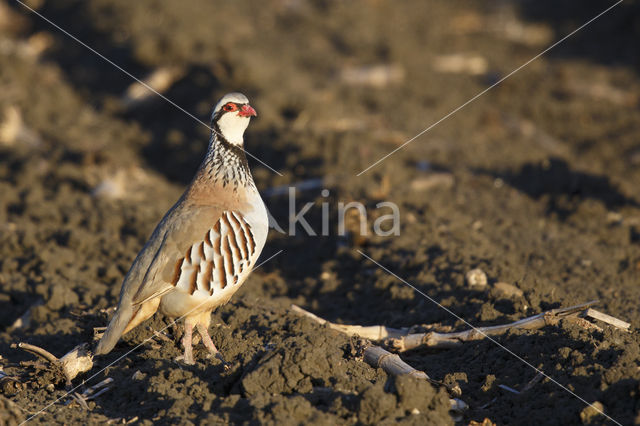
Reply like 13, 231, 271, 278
95, 92, 268, 364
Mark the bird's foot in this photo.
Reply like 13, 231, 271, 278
175, 352, 195, 365
178, 322, 195, 365
206, 352, 230, 370
195, 323, 228, 368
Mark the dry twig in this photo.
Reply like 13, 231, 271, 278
497, 384, 520, 395
384, 300, 598, 352
291, 304, 407, 340
65, 378, 114, 409
291, 301, 600, 352
11, 343, 59, 365
363, 345, 429, 379
584, 308, 630, 331
11, 342, 93, 385
521, 372, 544, 393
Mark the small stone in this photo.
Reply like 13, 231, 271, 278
481, 374, 496, 392
46, 383, 55, 393
410, 172, 454, 192
606, 211, 622, 225
580, 401, 604, 423
132, 370, 146, 381
492, 282, 523, 298
469, 419, 496, 426
466, 268, 487, 288
339, 64, 405, 88
433, 53, 488, 75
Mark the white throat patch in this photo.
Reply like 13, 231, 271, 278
216, 113, 250, 145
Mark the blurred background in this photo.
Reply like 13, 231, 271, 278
1, 0, 639, 424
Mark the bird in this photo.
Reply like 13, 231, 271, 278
94, 92, 268, 364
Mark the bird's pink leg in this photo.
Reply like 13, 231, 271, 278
180, 322, 195, 365
196, 323, 226, 364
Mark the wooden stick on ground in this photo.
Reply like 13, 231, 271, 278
290, 301, 600, 352
11, 343, 59, 365
363, 345, 429, 379
584, 308, 630, 331
12, 342, 93, 385
388, 300, 599, 352
521, 372, 544, 393
65, 377, 114, 408
290, 304, 407, 340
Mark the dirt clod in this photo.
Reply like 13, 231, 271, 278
580, 401, 605, 424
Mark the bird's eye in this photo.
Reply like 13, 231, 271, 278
223, 103, 237, 112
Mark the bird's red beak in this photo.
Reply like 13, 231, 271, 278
239, 104, 257, 117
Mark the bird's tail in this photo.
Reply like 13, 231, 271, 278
94, 301, 134, 355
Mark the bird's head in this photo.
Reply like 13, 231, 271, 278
211, 92, 257, 146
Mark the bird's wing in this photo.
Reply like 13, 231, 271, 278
94, 200, 196, 355
95, 204, 259, 356
130, 207, 258, 306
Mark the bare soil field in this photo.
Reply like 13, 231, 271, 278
1, 0, 639, 424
